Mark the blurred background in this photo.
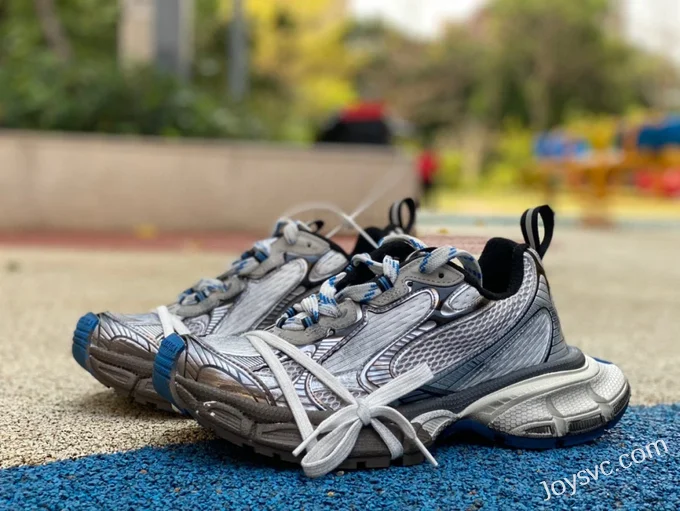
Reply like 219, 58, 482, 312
0, 0, 679, 240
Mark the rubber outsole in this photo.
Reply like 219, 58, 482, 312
174, 380, 427, 470
168, 365, 631, 472
71, 312, 174, 413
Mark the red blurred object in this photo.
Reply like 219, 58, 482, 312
339, 102, 385, 122
418, 150, 439, 183
661, 169, 680, 198
635, 170, 655, 192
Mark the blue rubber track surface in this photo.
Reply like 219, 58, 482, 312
2, 405, 678, 511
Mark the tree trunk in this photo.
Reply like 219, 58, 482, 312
34, 0, 72, 62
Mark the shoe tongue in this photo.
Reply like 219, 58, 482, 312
338, 235, 424, 287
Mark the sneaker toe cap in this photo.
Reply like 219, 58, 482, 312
92, 312, 163, 359
179, 335, 274, 404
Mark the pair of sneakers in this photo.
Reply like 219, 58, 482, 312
73, 202, 630, 478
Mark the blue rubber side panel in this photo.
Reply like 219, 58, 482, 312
72, 313, 99, 371
1, 405, 678, 511
153, 334, 186, 406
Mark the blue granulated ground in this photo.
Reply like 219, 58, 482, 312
1, 405, 678, 511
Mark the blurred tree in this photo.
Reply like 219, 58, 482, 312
239, 0, 361, 119
191, 0, 362, 140
0, 56, 250, 138
347, 21, 496, 180
0, 0, 118, 64
348, 0, 677, 183
488, 0, 674, 130
353, 0, 676, 137
0, 0, 264, 138
191, 0, 292, 139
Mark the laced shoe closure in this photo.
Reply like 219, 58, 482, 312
156, 218, 320, 338
276, 236, 481, 332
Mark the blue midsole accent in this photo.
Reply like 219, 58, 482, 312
153, 334, 186, 408
71, 313, 99, 371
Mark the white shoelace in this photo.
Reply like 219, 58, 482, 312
156, 304, 191, 338
244, 329, 437, 478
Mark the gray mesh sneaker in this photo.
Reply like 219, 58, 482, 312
156, 205, 630, 476
71, 199, 417, 411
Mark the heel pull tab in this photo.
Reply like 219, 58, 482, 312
389, 198, 417, 234
520, 205, 554, 258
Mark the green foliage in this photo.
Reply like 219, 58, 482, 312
0, 0, 294, 139
0, 0, 118, 63
484, 124, 536, 188
0, 56, 260, 138
57, 0, 119, 60
435, 150, 464, 189
488, 0, 656, 130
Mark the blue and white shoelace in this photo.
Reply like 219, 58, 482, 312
277, 235, 482, 331
156, 219, 318, 337
156, 208, 383, 339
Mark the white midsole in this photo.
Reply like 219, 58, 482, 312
415, 356, 630, 439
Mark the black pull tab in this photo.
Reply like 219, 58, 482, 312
520, 205, 554, 258
388, 198, 417, 234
